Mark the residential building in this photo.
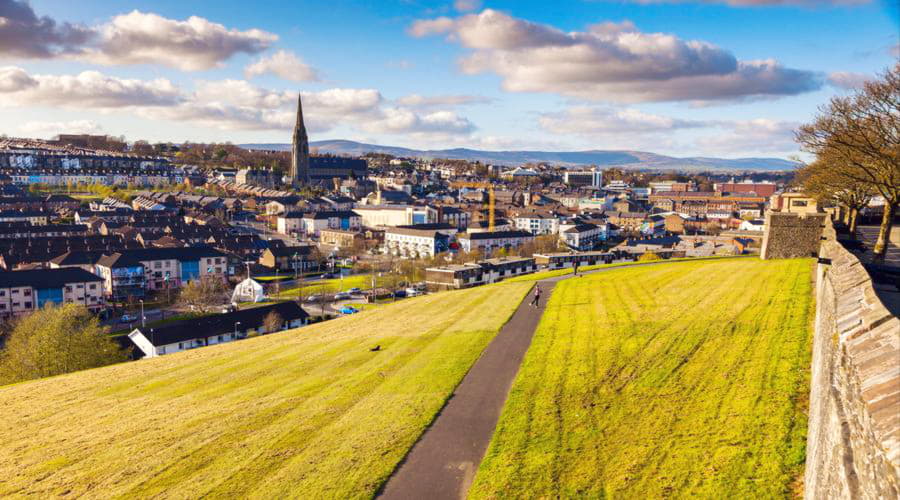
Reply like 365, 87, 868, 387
301, 210, 362, 236
458, 230, 534, 254
384, 227, 450, 258
259, 245, 320, 273
563, 169, 603, 188
0, 268, 105, 320
425, 257, 536, 290
353, 205, 437, 227
714, 181, 777, 197
319, 228, 365, 248
513, 211, 560, 235
534, 251, 615, 269
561, 223, 605, 251
128, 302, 309, 358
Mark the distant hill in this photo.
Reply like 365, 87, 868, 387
239, 140, 799, 172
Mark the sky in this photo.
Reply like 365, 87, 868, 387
0, 0, 897, 159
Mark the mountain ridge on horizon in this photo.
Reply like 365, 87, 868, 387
240, 139, 799, 172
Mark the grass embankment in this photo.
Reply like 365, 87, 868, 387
0, 282, 532, 498
273, 274, 371, 298
472, 258, 814, 498
505, 255, 754, 283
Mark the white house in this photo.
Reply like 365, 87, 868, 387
128, 302, 308, 358
561, 223, 605, 251
458, 230, 534, 254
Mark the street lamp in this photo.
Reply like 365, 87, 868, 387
139, 299, 145, 328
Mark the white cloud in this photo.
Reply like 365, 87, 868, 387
396, 93, 492, 108
370, 109, 475, 134
0, 66, 181, 108
539, 106, 707, 135
244, 50, 319, 82
694, 118, 800, 154
19, 119, 103, 137
828, 71, 871, 90
0, 0, 94, 58
454, 0, 483, 12
0, 2, 276, 71
83, 11, 277, 71
410, 9, 823, 103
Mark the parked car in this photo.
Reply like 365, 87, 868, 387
334, 292, 351, 300
340, 306, 359, 314
118, 314, 135, 323
348, 287, 362, 295
306, 294, 322, 303
405, 288, 422, 297
393, 290, 407, 298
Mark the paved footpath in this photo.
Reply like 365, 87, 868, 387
378, 276, 567, 500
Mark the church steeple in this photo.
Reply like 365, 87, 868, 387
290, 92, 310, 186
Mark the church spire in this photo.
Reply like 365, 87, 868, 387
290, 92, 310, 186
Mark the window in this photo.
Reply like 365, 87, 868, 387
23, 302, 31, 308
65, 286, 72, 292
792, 200, 808, 207
154, 262, 161, 269
0, 304, 5, 310
23, 289, 31, 296
0, 290, 4, 297
89, 284, 96, 290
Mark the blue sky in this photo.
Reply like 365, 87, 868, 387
1, 0, 897, 158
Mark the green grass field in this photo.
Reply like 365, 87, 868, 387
0, 282, 532, 498
471, 258, 814, 498
274, 274, 372, 298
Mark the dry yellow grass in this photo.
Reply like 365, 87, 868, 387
0, 281, 532, 498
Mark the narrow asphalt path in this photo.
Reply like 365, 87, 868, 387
378, 275, 568, 500
377, 258, 737, 500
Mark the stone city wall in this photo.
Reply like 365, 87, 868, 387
805, 221, 899, 499
761, 211, 827, 259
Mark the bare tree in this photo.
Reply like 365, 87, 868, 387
795, 156, 876, 238
796, 64, 899, 261
262, 311, 284, 334
179, 276, 228, 314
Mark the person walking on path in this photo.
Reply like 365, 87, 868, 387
573, 261, 580, 277
530, 285, 542, 307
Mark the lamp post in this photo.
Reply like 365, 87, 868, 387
234, 321, 241, 339
139, 299, 145, 328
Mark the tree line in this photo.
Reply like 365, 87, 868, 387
795, 64, 898, 261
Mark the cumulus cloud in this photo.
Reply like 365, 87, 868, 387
19, 119, 103, 137
0, 0, 94, 58
244, 50, 319, 82
694, 118, 800, 154
396, 93, 492, 108
828, 71, 871, 90
0, 66, 181, 108
0, 64, 477, 138
362, 108, 475, 135
84, 11, 276, 71
454, 0, 483, 12
539, 106, 707, 135
0, 2, 276, 70
410, 9, 823, 103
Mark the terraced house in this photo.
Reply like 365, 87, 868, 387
0, 268, 105, 320
96, 246, 227, 299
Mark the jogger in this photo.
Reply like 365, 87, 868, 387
530, 285, 542, 307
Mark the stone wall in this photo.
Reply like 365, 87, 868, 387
806, 221, 900, 499
761, 211, 827, 259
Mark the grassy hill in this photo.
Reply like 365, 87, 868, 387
471, 258, 814, 498
0, 282, 532, 498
